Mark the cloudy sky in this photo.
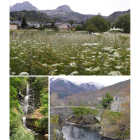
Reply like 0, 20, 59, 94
50, 76, 130, 86
10, 0, 130, 16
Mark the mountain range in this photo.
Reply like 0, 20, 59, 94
41, 5, 95, 22
107, 9, 130, 22
50, 79, 130, 107
10, 1, 130, 22
50, 78, 104, 99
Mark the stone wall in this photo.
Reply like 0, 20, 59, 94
50, 107, 74, 124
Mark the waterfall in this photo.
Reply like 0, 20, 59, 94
22, 84, 34, 133
27, 84, 29, 95
33, 91, 35, 110
23, 84, 30, 115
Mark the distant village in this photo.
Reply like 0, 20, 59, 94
10, 20, 82, 31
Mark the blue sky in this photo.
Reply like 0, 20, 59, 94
9, 0, 130, 16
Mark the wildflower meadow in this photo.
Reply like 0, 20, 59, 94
10, 30, 130, 75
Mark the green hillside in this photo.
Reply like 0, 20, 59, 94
10, 10, 53, 22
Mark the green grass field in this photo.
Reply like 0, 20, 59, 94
10, 30, 130, 75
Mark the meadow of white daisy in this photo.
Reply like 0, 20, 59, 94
10, 30, 130, 75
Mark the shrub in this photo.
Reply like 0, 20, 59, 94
86, 24, 99, 33
39, 24, 45, 30
50, 115, 59, 125
101, 93, 114, 109
75, 25, 83, 31
53, 25, 59, 32
35, 117, 48, 132
10, 127, 34, 140
71, 107, 99, 116
10, 30, 14, 35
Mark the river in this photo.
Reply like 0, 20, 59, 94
34, 133, 47, 140
62, 124, 114, 140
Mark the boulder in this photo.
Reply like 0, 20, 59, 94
91, 123, 101, 131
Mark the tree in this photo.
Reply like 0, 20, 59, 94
51, 21, 55, 28
115, 13, 130, 33
75, 25, 83, 31
111, 23, 115, 29
40, 88, 48, 115
53, 25, 59, 32
86, 24, 99, 33
85, 19, 90, 28
89, 15, 109, 32
101, 93, 114, 109
21, 17, 28, 29
31, 77, 48, 92
81, 21, 84, 25
39, 24, 45, 30
69, 19, 74, 25
107, 21, 111, 29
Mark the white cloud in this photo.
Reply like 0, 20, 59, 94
50, 76, 130, 86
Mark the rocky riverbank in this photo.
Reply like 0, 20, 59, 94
67, 115, 102, 131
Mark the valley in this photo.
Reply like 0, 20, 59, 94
50, 78, 130, 140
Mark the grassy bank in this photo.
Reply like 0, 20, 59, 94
10, 108, 34, 140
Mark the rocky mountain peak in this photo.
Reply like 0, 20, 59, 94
51, 5, 73, 15
10, 1, 39, 12
55, 5, 73, 13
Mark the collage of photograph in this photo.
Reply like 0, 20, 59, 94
7, 0, 133, 140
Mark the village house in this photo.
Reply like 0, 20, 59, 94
27, 22, 40, 28
46, 23, 52, 28
56, 23, 69, 31
10, 23, 18, 30
69, 25, 75, 30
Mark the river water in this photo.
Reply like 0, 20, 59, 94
34, 133, 47, 140
62, 124, 114, 140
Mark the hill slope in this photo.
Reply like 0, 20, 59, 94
107, 9, 130, 22
10, 10, 53, 22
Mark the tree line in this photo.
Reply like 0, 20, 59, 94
75, 13, 130, 33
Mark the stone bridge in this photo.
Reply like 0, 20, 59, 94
50, 106, 120, 140
50, 106, 120, 125
50, 106, 108, 125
